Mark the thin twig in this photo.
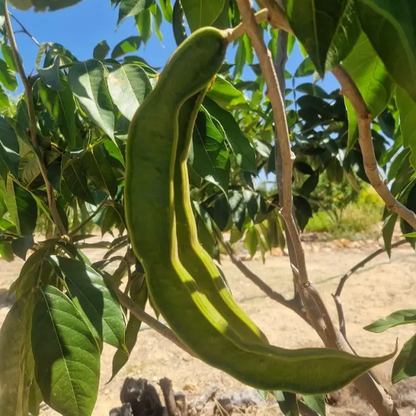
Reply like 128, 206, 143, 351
227, 8, 269, 42
215, 228, 309, 322
332, 65, 416, 230
113, 287, 195, 357
4, 2, 66, 236
69, 199, 110, 237
159, 378, 180, 416
9, 12, 40, 46
333, 239, 407, 338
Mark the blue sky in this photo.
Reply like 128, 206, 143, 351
11, 0, 339, 94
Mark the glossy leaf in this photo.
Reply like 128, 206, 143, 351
204, 97, 256, 174
54, 256, 126, 349
31, 285, 100, 416
274, 391, 299, 416
0, 117, 20, 179
325, 0, 361, 70
107, 63, 152, 121
181, 0, 224, 32
37, 56, 64, 91
82, 143, 118, 198
68, 60, 115, 140
0, 293, 34, 416
0, 83, 10, 109
63, 158, 95, 204
93, 40, 110, 60
343, 33, 394, 151
135, 8, 152, 43
172, 0, 187, 46
303, 395, 326, 416
294, 57, 315, 77
112, 36, 142, 59
159, 0, 172, 21
392, 334, 416, 383
1, 43, 18, 72
191, 109, 230, 194
206, 75, 247, 109
38, 76, 78, 149
356, 0, 416, 103
364, 309, 416, 333
116, 0, 154, 27
285, 0, 350, 76
397, 86, 416, 169
0, 58, 17, 91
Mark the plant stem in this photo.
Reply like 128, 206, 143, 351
235, 2, 400, 415
69, 199, 109, 237
4, 2, 67, 236
333, 239, 407, 338
332, 65, 416, 230
9, 12, 40, 46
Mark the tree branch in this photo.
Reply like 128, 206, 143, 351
4, 2, 66, 236
9, 12, 40, 46
234, 2, 400, 415
332, 65, 416, 231
113, 287, 195, 357
215, 228, 309, 323
333, 239, 407, 338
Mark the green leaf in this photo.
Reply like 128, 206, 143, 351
392, 334, 416, 383
0, 1, 5, 29
0, 58, 17, 91
12, 234, 34, 260
107, 64, 152, 121
234, 37, 246, 79
1, 43, 18, 72
397, 86, 416, 169
111, 274, 148, 380
68, 60, 115, 140
181, 0, 224, 31
172, 0, 187, 46
0, 117, 20, 179
14, 183, 38, 235
206, 75, 247, 109
294, 57, 315, 77
325, 0, 361, 70
191, 109, 230, 194
37, 56, 64, 91
38, 75, 78, 149
274, 391, 299, 416
149, 3, 163, 41
204, 97, 257, 174
0, 293, 34, 416
82, 143, 118, 198
159, 0, 173, 22
54, 256, 126, 350
343, 33, 394, 151
93, 40, 110, 60
135, 8, 152, 43
303, 395, 326, 416
0, 83, 10, 109
356, 0, 416, 103
0, 241, 14, 261
285, 0, 350, 76
244, 225, 258, 258
63, 158, 95, 204
111, 36, 142, 59
31, 285, 100, 416
116, 0, 154, 27
364, 309, 416, 333
9, 0, 83, 11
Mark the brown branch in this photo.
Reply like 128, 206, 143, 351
114, 287, 196, 357
215, 228, 309, 322
4, 2, 66, 236
333, 239, 407, 338
332, 65, 416, 230
235, 3, 400, 415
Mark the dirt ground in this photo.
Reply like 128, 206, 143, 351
1, 241, 416, 415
